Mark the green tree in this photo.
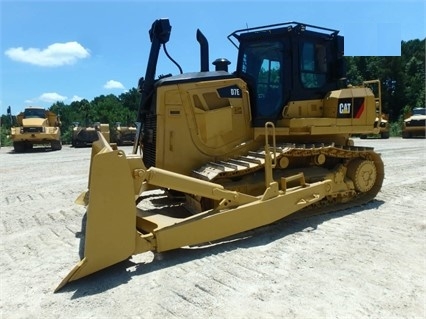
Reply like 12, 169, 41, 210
91, 94, 126, 125
118, 88, 140, 125
345, 38, 425, 122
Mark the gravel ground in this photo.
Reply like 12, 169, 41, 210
1, 137, 425, 319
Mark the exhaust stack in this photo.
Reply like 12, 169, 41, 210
196, 29, 209, 72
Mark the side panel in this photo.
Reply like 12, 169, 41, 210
324, 87, 376, 127
154, 78, 255, 175
275, 86, 377, 138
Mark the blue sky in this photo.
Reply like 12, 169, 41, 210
1, 0, 425, 115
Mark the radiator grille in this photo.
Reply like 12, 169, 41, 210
406, 119, 425, 127
142, 114, 157, 169
23, 127, 43, 133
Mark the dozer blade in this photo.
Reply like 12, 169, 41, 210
56, 132, 333, 292
55, 133, 140, 292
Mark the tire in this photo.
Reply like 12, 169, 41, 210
51, 140, 62, 151
381, 132, 390, 139
13, 141, 26, 153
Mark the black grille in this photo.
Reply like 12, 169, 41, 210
23, 127, 43, 133
406, 119, 425, 127
142, 114, 157, 169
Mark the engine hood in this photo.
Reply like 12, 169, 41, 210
404, 115, 426, 122
22, 118, 47, 127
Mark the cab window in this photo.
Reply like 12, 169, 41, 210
241, 41, 283, 118
24, 108, 45, 119
300, 42, 327, 89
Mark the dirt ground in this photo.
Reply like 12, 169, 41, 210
1, 137, 425, 319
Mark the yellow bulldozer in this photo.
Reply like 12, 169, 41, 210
111, 122, 137, 146
71, 122, 110, 147
56, 19, 384, 291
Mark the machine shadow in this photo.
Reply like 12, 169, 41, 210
62, 199, 384, 299
7, 146, 59, 154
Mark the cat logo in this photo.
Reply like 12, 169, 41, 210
339, 102, 351, 114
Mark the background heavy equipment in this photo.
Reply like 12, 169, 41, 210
56, 19, 384, 291
71, 122, 110, 147
111, 122, 137, 146
360, 113, 390, 139
402, 107, 426, 138
10, 106, 62, 152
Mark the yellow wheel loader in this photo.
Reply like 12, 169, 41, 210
56, 19, 384, 291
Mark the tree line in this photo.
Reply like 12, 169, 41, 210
345, 39, 425, 124
1, 38, 424, 145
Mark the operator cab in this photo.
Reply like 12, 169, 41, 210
229, 22, 345, 126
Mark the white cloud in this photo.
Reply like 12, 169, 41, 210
38, 92, 68, 103
104, 80, 125, 90
71, 95, 84, 102
4, 41, 90, 67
